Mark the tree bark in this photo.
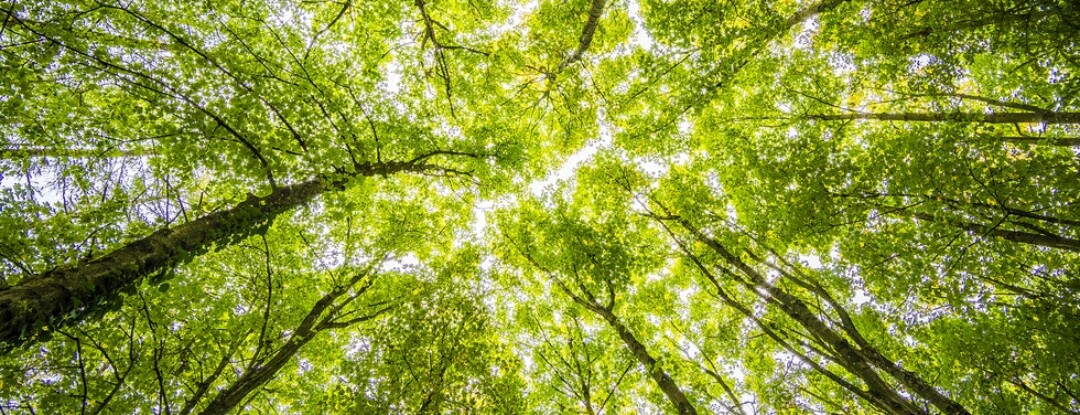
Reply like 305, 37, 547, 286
661, 224, 917, 415
0, 160, 435, 347
196, 316, 317, 415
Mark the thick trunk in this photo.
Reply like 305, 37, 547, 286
0, 161, 419, 346
811, 112, 1080, 124
0, 179, 323, 345
593, 307, 699, 415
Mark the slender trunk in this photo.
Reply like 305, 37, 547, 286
810, 112, 1080, 124
1000, 136, 1080, 147
559, 0, 606, 70
0, 147, 150, 159
178, 351, 233, 415
195, 268, 381, 415
730, 0, 849, 75
755, 277, 926, 415
670, 216, 971, 415
912, 213, 1080, 252
782, 263, 974, 415
592, 307, 699, 415
523, 245, 700, 415
663, 226, 914, 415
932, 197, 1080, 229
0, 160, 425, 346
857, 347, 973, 415
903, 8, 1056, 40
196, 331, 315, 415
197, 298, 325, 415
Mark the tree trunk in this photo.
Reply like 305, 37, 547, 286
513, 237, 701, 415
558, 0, 606, 70
195, 268, 380, 415
0, 147, 150, 159
999, 136, 1080, 146
664, 228, 919, 415
810, 112, 1080, 124
0, 160, 426, 346
196, 334, 314, 415
912, 212, 1080, 252
592, 306, 699, 415
670, 216, 971, 415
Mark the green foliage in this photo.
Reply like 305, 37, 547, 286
2, 0, 1079, 413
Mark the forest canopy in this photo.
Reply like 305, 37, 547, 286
1, 0, 1078, 413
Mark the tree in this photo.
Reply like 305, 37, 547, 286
0, 157, 475, 346
499, 198, 702, 414
2, 0, 1079, 413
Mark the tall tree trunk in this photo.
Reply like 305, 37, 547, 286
195, 269, 383, 415
910, 212, 1080, 252
592, 306, 699, 415
195, 334, 315, 415
902, 7, 1059, 40
555, 284, 699, 415
0, 160, 439, 346
510, 240, 700, 415
810, 111, 1080, 124
656, 214, 920, 414
998, 136, 1080, 147
558, 0, 606, 70
667, 215, 971, 415
0, 147, 150, 159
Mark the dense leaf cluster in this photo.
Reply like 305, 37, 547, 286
1, 0, 1078, 413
